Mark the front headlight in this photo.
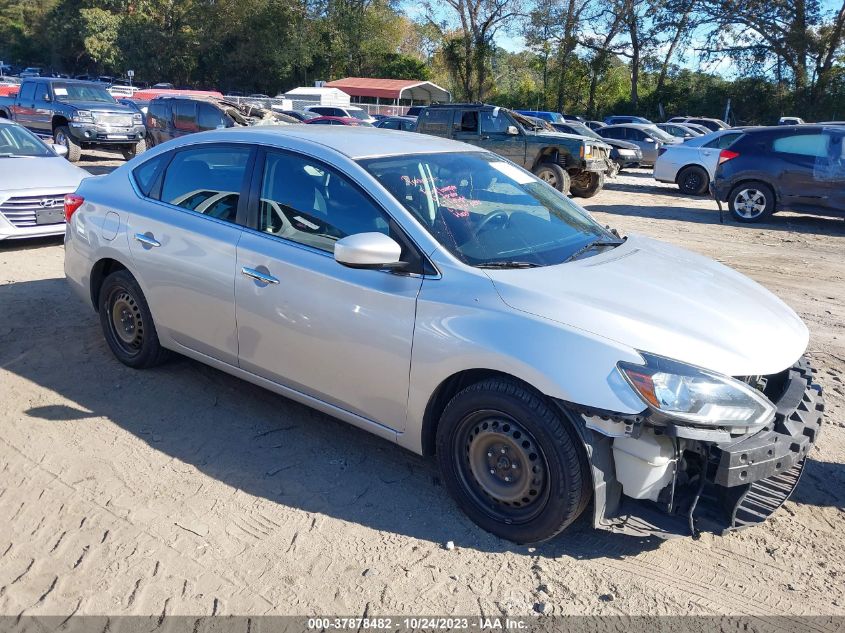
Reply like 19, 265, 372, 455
132, 113, 143, 125
618, 353, 775, 429
583, 144, 593, 158
72, 110, 95, 123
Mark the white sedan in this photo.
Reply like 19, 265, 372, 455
653, 128, 744, 195
0, 119, 90, 240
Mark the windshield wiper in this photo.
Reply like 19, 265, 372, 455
564, 238, 625, 263
477, 261, 541, 269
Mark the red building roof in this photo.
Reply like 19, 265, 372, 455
324, 78, 450, 103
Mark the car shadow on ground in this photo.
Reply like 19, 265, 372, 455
0, 235, 64, 252
1, 277, 840, 559
587, 202, 845, 237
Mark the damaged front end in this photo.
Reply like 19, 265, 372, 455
567, 357, 824, 539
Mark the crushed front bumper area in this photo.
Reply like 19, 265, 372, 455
584, 358, 824, 539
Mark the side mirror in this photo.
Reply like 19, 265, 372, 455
643, 136, 654, 143
334, 232, 403, 269
506, 125, 519, 135
51, 144, 68, 157
43, 94, 51, 102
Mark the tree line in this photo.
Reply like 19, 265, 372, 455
1, 0, 844, 123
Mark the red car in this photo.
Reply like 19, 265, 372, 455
304, 116, 373, 127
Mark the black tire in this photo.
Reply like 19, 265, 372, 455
533, 162, 571, 195
98, 270, 169, 369
121, 137, 147, 161
728, 181, 775, 223
676, 165, 709, 196
435, 378, 591, 543
54, 125, 81, 162
569, 170, 605, 198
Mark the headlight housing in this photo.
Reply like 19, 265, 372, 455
617, 353, 775, 429
72, 110, 94, 123
132, 113, 143, 125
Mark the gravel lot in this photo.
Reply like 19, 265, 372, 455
1, 152, 843, 620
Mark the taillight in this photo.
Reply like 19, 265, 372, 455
64, 194, 84, 222
718, 150, 739, 165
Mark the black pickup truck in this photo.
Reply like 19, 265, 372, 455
415, 103, 613, 197
0, 78, 146, 162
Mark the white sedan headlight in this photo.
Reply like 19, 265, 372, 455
618, 353, 775, 429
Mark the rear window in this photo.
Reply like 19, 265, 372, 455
417, 108, 452, 136
772, 134, 828, 158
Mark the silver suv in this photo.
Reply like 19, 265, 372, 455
64, 127, 824, 543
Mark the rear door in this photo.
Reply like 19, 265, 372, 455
698, 132, 743, 178
770, 131, 831, 209
126, 143, 255, 365
234, 148, 422, 430
813, 128, 845, 211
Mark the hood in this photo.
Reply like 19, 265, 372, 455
0, 156, 89, 192
484, 234, 808, 377
530, 130, 613, 151
59, 100, 133, 114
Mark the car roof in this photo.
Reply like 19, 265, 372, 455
602, 123, 655, 129
155, 125, 477, 159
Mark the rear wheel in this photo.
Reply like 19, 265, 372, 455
54, 125, 81, 162
98, 270, 169, 369
533, 162, 571, 195
728, 181, 775, 223
569, 170, 605, 198
676, 165, 709, 196
436, 378, 591, 543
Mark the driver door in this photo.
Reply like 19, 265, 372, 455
235, 149, 423, 431
477, 110, 527, 167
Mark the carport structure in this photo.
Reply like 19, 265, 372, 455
323, 77, 451, 107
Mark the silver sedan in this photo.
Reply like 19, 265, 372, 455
0, 119, 89, 240
64, 127, 822, 543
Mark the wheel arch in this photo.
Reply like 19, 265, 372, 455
89, 257, 129, 310
52, 115, 69, 131
532, 146, 562, 171
673, 162, 708, 184
728, 177, 779, 205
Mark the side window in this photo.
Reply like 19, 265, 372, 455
772, 134, 828, 158
158, 146, 252, 224
173, 101, 198, 132
455, 110, 479, 134
703, 133, 742, 149
133, 152, 171, 197
417, 108, 451, 135
18, 82, 36, 102
381, 119, 399, 130
480, 110, 512, 134
310, 107, 329, 116
198, 103, 229, 131
148, 101, 169, 128
34, 83, 48, 102
258, 151, 392, 253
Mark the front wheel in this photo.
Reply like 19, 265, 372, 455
533, 162, 571, 195
728, 181, 775, 223
436, 378, 591, 543
569, 170, 605, 198
98, 270, 169, 369
121, 137, 147, 161
54, 125, 81, 162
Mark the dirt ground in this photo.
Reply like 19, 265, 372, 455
1, 152, 843, 620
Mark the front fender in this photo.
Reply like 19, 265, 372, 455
402, 270, 646, 454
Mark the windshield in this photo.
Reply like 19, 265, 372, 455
0, 124, 53, 157
53, 83, 116, 103
564, 123, 602, 140
348, 109, 371, 121
644, 125, 675, 142
359, 152, 615, 267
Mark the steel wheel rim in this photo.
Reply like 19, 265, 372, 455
734, 188, 767, 218
455, 410, 549, 523
108, 289, 144, 354
682, 171, 702, 192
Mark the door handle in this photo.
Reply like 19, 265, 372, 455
241, 267, 279, 285
134, 233, 161, 248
